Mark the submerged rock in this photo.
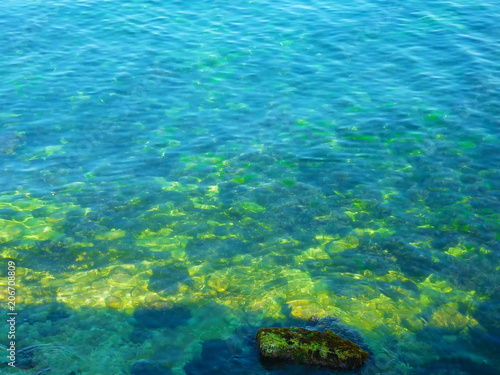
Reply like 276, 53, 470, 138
105, 295, 123, 309
305, 317, 370, 354
256, 327, 369, 371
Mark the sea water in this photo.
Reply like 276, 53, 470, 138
0, 0, 499, 374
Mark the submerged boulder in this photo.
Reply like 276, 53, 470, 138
256, 327, 369, 371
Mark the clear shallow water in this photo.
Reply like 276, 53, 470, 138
0, 0, 499, 373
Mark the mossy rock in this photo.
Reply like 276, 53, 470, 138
256, 327, 369, 370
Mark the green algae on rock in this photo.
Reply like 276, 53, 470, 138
256, 327, 369, 370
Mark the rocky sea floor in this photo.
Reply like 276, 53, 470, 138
1, 0, 500, 373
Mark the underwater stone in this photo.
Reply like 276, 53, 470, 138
256, 327, 369, 370
105, 295, 123, 309
148, 264, 193, 295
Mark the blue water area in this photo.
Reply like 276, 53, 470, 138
1, 0, 499, 373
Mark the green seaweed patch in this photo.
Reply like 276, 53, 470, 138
458, 140, 475, 149
430, 303, 479, 332
345, 134, 379, 143
95, 229, 126, 241
230, 177, 245, 184
445, 245, 468, 257
296, 119, 310, 127
256, 327, 369, 370
325, 235, 359, 254
241, 201, 265, 213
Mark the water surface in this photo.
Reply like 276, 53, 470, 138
1, 0, 499, 374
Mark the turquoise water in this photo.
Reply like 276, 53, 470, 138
1, 0, 499, 373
